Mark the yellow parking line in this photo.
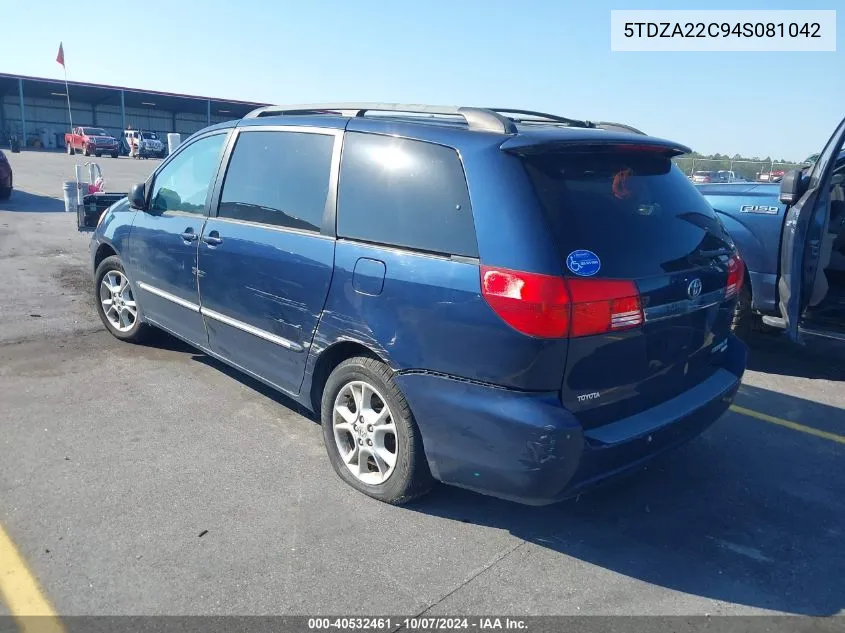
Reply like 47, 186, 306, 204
0, 522, 65, 633
730, 404, 845, 445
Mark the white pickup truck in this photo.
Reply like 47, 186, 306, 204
123, 129, 166, 159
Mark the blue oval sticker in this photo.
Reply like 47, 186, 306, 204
566, 250, 601, 277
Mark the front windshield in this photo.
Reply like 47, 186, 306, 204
141, 132, 157, 139
85, 128, 107, 136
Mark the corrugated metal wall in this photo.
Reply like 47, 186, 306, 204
1, 93, 235, 149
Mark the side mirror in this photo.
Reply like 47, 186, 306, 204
128, 182, 147, 210
779, 169, 806, 206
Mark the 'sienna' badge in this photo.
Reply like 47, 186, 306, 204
566, 250, 601, 277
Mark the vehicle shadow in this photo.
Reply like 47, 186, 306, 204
0, 189, 65, 212
145, 330, 843, 615
743, 331, 844, 380
141, 329, 317, 420
189, 351, 318, 421
403, 382, 844, 616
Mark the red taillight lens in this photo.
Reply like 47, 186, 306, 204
726, 254, 744, 298
567, 278, 643, 337
480, 266, 571, 338
480, 267, 644, 339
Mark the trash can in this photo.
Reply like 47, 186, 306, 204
167, 133, 181, 156
63, 181, 78, 214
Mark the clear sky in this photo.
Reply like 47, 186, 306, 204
1, 0, 841, 160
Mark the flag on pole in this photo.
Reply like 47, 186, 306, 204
56, 42, 65, 67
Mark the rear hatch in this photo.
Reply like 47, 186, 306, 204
512, 141, 741, 428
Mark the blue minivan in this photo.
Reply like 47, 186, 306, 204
89, 104, 747, 505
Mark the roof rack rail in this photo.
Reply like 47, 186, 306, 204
243, 102, 518, 134
488, 109, 646, 135
486, 108, 594, 128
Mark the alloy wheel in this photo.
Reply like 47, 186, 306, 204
99, 270, 137, 332
332, 380, 398, 485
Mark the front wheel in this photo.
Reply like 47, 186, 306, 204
321, 356, 433, 505
66, 143, 74, 155
94, 255, 149, 343
111, 152, 119, 158
95, 152, 102, 158
83, 147, 90, 157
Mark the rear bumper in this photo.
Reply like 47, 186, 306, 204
395, 335, 746, 505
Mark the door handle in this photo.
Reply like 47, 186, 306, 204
180, 229, 198, 242
202, 231, 223, 246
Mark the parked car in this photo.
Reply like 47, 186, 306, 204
0, 149, 12, 200
65, 126, 119, 158
696, 119, 845, 344
691, 170, 717, 183
715, 170, 748, 183
86, 103, 747, 506
757, 169, 785, 183
123, 129, 166, 158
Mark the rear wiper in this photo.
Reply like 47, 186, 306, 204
697, 247, 732, 258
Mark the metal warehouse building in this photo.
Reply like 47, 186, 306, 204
0, 72, 268, 150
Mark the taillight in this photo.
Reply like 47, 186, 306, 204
480, 266, 570, 338
567, 279, 643, 337
726, 254, 744, 298
480, 267, 644, 339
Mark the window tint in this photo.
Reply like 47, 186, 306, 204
150, 133, 226, 215
218, 130, 335, 233
523, 152, 733, 278
337, 132, 477, 257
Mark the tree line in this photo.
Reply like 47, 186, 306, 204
673, 151, 807, 180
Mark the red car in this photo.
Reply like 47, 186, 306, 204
0, 149, 12, 200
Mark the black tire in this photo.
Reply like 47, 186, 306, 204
94, 255, 149, 343
321, 356, 433, 505
83, 147, 90, 157
731, 283, 760, 339
95, 152, 102, 158
111, 152, 119, 158
67, 143, 74, 155
0, 186, 10, 201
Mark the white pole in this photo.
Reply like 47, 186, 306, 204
63, 66, 73, 133
75, 164, 84, 209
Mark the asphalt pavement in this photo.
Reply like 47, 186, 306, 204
1, 150, 844, 618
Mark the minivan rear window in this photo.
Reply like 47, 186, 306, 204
337, 132, 478, 258
522, 152, 732, 279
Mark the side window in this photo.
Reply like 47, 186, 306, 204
149, 134, 226, 215
217, 130, 335, 233
337, 132, 477, 257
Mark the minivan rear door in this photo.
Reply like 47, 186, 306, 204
508, 139, 740, 428
197, 125, 341, 396
777, 117, 845, 341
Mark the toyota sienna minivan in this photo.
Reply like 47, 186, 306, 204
87, 103, 747, 505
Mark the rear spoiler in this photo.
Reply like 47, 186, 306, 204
500, 135, 691, 158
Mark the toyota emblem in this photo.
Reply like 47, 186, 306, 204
687, 278, 703, 299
